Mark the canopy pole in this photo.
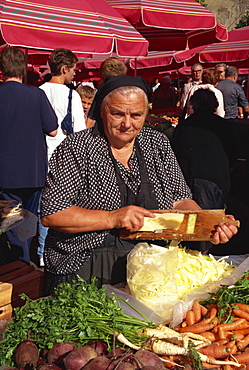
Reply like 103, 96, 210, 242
134, 58, 137, 76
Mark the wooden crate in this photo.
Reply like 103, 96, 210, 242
0, 261, 43, 320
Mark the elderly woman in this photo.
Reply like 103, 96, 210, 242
41, 76, 237, 296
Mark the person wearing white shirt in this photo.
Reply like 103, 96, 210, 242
180, 63, 203, 110
38, 48, 86, 266
40, 48, 86, 160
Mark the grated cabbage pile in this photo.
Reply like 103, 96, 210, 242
127, 244, 234, 321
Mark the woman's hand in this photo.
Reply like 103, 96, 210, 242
211, 215, 238, 245
108, 205, 155, 233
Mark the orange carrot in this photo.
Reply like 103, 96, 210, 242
233, 308, 249, 321
186, 310, 196, 326
215, 339, 228, 345
200, 331, 219, 342
233, 321, 249, 329
233, 303, 249, 314
218, 326, 226, 340
233, 328, 249, 336
237, 333, 249, 350
226, 340, 237, 355
178, 323, 215, 334
192, 300, 202, 322
233, 352, 249, 364
198, 344, 230, 359
231, 332, 244, 341
223, 365, 232, 370
209, 317, 219, 326
209, 307, 218, 320
200, 304, 208, 316
213, 319, 246, 333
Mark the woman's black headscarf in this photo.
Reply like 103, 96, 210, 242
88, 75, 151, 134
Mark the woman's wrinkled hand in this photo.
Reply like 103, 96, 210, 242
109, 205, 155, 233
211, 214, 238, 245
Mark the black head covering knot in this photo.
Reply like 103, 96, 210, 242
88, 75, 151, 135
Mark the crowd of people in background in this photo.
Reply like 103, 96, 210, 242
0, 45, 247, 283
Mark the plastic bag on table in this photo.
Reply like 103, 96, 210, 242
13, 210, 37, 241
0, 209, 37, 241
127, 243, 179, 323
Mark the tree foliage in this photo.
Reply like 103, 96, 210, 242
195, 0, 208, 7
235, 10, 249, 29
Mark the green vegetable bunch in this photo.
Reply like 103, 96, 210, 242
201, 270, 249, 323
0, 277, 155, 366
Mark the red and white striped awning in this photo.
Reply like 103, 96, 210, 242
175, 26, 249, 66
0, 0, 149, 57
106, 0, 228, 51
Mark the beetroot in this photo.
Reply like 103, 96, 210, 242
38, 364, 62, 370
134, 350, 165, 369
107, 347, 127, 358
47, 342, 76, 366
113, 363, 136, 369
63, 345, 98, 370
14, 339, 39, 369
87, 341, 108, 356
81, 356, 112, 369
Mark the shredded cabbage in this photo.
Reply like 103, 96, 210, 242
127, 244, 234, 321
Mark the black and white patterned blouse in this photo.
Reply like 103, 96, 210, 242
41, 126, 192, 275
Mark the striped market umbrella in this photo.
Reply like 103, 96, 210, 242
106, 0, 228, 51
174, 26, 249, 67
76, 51, 184, 79
0, 0, 148, 57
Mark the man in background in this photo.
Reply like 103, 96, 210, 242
215, 63, 227, 81
0, 46, 58, 265
180, 63, 203, 110
38, 48, 86, 267
217, 66, 249, 120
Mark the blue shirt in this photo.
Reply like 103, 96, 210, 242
0, 81, 58, 189
217, 79, 249, 119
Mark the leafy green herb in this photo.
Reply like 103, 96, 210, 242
201, 270, 249, 323
0, 277, 155, 366
188, 343, 203, 370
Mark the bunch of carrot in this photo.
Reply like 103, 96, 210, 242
171, 301, 249, 369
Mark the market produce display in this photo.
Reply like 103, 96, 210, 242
2, 271, 249, 369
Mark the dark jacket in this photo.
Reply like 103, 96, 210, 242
171, 112, 237, 198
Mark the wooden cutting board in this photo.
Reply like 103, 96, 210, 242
119, 209, 240, 241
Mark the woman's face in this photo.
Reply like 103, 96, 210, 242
101, 90, 148, 148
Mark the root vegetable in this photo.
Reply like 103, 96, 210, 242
113, 363, 136, 369
107, 348, 127, 358
87, 341, 108, 356
178, 323, 215, 334
47, 342, 76, 366
14, 339, 39, 369
134, 349, 165, 369
63, 345, 98, 370
39, 364, 62, 370
198, 344, 230, 358
81, 356, 112, 369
